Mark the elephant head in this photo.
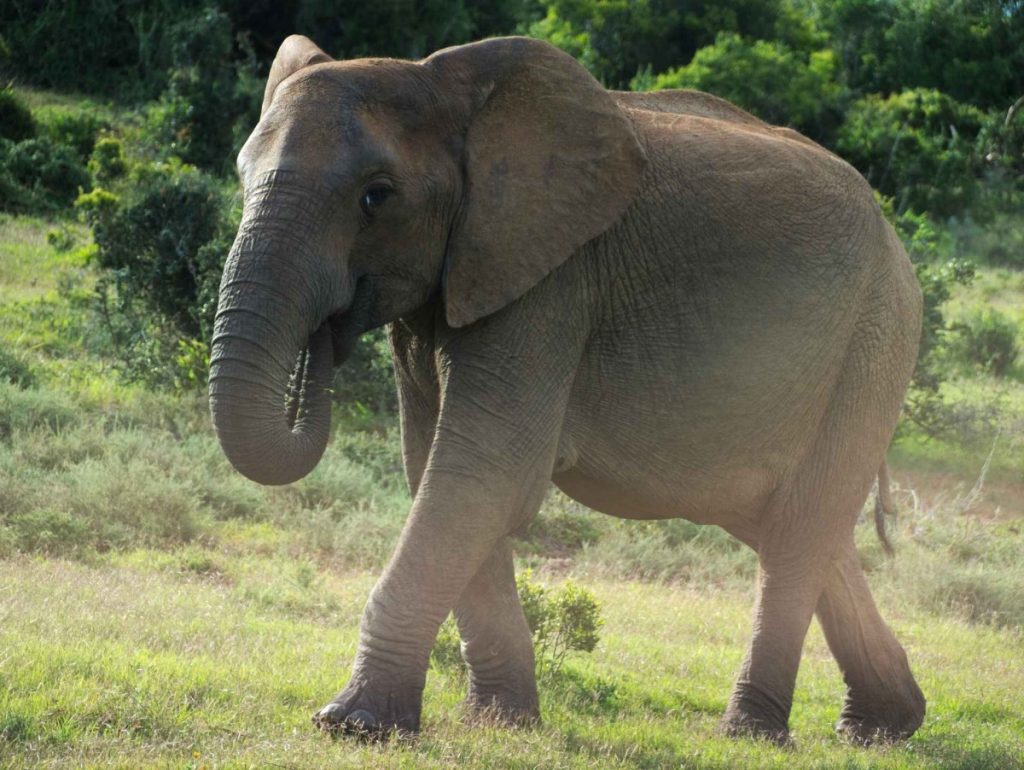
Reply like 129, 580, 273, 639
209, 35, 645, 485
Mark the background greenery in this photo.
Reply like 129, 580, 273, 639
1, 1, 1022, 767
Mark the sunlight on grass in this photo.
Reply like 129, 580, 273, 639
1, 559, 1022, 769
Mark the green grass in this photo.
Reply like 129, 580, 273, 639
1, 557, 1022, 769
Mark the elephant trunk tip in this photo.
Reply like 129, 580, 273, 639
209, 324, 335, 486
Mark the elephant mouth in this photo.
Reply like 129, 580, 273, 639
280, 274, 377, 432
326, 273, 378, 367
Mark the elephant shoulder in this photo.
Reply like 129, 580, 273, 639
611, 89, 820, 150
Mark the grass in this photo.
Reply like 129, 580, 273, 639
1, 557, 1023, 769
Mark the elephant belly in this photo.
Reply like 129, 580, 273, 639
552, 319, 839, 529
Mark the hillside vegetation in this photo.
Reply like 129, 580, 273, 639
1, 1, 1023, 767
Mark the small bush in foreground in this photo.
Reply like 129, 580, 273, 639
431, 571, 603, 679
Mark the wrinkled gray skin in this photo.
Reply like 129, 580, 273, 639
209, 35, 925, 744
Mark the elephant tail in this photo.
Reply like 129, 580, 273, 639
874, 461, 896, 556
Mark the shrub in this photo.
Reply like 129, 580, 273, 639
950, 310, 1019, 378
0, 136, 92, 212
430, 571, 604, 679
517, 570, 603, 678
0, 348, 35, 389
0, 86, 35, 141
34, 106, 105, 161
2, 509, 90, 555
875, 194, 982, 440
639, 32, 844, 140
88, 136, 127, 182
430, 617, 464, 672
138, 9, 262, 173
837, 89, 986, 219
331, 328, 398, 415
77, 161, 233, 388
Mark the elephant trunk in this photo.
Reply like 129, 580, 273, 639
208, 181, 346, 486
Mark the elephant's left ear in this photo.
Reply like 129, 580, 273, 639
424, 37, 646, 328
262, 35, 333, 117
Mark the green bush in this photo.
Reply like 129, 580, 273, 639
516, 570, 603, 678
0, 348, 35, 389
638, 32, 844, 140
78, 162, 230, 335
430, 571, 604, 679
950, 310, 1019, 378
73, 161, 235, 389
0, 86, 35, 141
837, 89, 986, 219
2, 509, 91, 555
34, 106, 105, 161
137, 9, 262, 173
88, 137, 127, 182
0, 136, 92, 212
331, 328, 398, 415
526, 0, 824, 89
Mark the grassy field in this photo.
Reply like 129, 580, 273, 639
2, 556, 1023, 769
2, 159, 1024, 767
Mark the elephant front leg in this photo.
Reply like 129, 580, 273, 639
313, 464, 553, 738
455, 538, 539, 724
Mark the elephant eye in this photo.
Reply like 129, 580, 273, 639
360, 184, 392, 217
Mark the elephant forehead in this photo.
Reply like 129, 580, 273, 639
240, 65, 436, 182
275, 60, 438, 122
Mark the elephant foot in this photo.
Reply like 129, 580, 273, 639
719, 684, 792, 745
718, 709, 791, 746
835, 690, 925, 745
312, 677, 423, 740
462, 683, 540, 727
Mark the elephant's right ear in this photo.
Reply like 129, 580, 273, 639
262, 35, 333, 117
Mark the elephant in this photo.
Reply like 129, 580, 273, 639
208, 34, 926, 744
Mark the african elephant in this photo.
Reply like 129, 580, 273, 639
209, 34, 926, 744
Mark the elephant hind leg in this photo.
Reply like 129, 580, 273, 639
454, 538, 539, 725
816, 543, 925, 743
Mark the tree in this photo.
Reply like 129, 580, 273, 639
836, 88, 986, 218
526, 0, 822, 88
639, 32, 844, 140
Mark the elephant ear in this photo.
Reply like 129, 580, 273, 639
262, 35, 333, 116
425, 37, 646, 328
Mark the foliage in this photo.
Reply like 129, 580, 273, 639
0, 85, 35, 142
75, 162, 233, 388
430, 570, 604, 679
332, 328, 398, 415
0, 136, 92, 213
0, 348, 35, 389
516, 570, 603, 678
33, 106, 105, 161
948, 309, 1020, 378
78, 161, 229, 340
138, 8, 262, 173
837, 89, 987, 218
88, 137, 127, 182
818, 0, 1024, 112
640, 32, 844, 139
0, 0, 215, 100
526, 0, 823, 89
875, 194, 980, 439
